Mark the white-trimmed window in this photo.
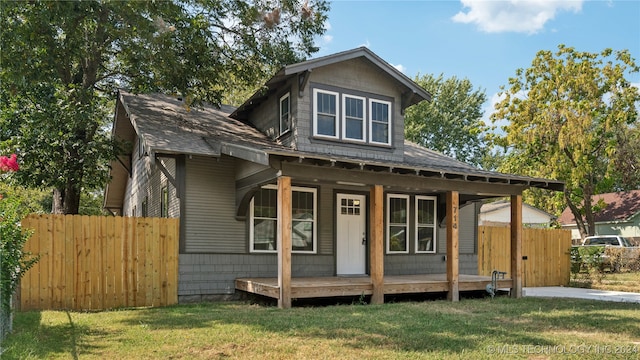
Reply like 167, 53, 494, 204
279, 92, 291, 135
161, 186, 169, 217
415, 196, 437, 253
369, 99, 392, 145
387, 194, 409, 253
250, 185, 317, 253
313, 89, 339, 138
342, 94, 366, 141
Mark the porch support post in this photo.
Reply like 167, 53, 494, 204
446, 191, 460, 302
277, 176, 292, 309
510, 194, 523, 298
370, 184, 384, 304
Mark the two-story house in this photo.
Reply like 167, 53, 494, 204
104, 47, 563, 307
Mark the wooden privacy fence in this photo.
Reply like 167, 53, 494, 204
19, 214, 179, 311
478, 226, 573, 287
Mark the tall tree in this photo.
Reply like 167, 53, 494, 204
0, 0, 329, 214
492, 45, 640, 239
405, 74, 488, 167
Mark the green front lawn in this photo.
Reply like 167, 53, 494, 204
3, 296, 639, 359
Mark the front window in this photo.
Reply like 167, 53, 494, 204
416, 196, 437, 253
313, 89, 338, 138
387, 194, 409, 253
279, 93, 290, 135
342, 95, 365, 141
250, 185, 317, 253
370, 100, 391, 145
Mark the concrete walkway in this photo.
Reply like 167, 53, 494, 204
523, 287, 640, 304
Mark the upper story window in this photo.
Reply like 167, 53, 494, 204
370, 100, 391, 145
343, 95, 366, 142
279, 93, 291, 135
250, 185, 317, 254
313, 87, 393, 146
313, 89, 338, 138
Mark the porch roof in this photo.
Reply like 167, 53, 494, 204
106, 91, 563, 210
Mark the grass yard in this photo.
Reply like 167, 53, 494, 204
570, 271, 640, 293
2, 296, 639, 360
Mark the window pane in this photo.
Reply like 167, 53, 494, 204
317, 92, 336, 114
417, 199, 435, 224
254, 188, 277, 218
317, 114, 336, 136
389, 197, 407, 223
417, 227, 435, 252
254, 219, 276, 250
371, 102, 389, 122
371, 122, 389, 144
292, 221, 313, 251
389, 225, 407, 251
346, 118, 363, 139
292, 191, 314, 220
345, 97, 363, 118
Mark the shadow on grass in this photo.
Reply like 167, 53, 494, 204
114, 295, 640, 354
2, 310, 106, 360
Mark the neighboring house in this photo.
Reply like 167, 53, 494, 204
558, 190, 640, 244
104, 47, 563, 307
479, 200, 555, 228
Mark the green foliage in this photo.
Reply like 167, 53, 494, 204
570, 246, 606, 283
405, 74, 489, 167
492, 45, 640, 234
0, 196, 39, 315
0, 0, 329, 214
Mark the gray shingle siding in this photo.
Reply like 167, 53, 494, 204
184, 155, 245, 253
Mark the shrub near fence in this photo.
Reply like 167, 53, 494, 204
19, 214, 179, 311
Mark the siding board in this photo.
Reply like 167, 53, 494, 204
184, 155, 246, 253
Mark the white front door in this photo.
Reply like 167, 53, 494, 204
336, 194, 367, 275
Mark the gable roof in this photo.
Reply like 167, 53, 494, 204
231, 47, 431, 120
109, 91, 563, 192
558, 190, 640, 225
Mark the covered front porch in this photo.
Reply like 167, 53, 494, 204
236, 274, 513, 300
238, 175, 528, 308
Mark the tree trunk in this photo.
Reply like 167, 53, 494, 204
564, 190, 588, 240
51, 184, 81, 214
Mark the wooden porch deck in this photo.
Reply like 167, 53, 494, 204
236, 274, 512, 300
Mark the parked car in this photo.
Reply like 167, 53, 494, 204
578, 235, 640, 272
582, 235, 634, 247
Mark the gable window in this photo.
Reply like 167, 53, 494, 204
313, 89, 338, 138
416, 196, 437, 253
370, 99, 391, 145
141, 196, 148, 217
387, 194, 409, 253
342, 95, 365, 141
279, 93, 291, 135
161, 186, 169, 217
250, 185, 317, 253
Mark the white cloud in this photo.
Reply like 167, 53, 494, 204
452, 0, 583, 34
359, 40, 371, 48
393, 64, 406, 73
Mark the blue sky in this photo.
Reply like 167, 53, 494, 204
314, 0, 640, 120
